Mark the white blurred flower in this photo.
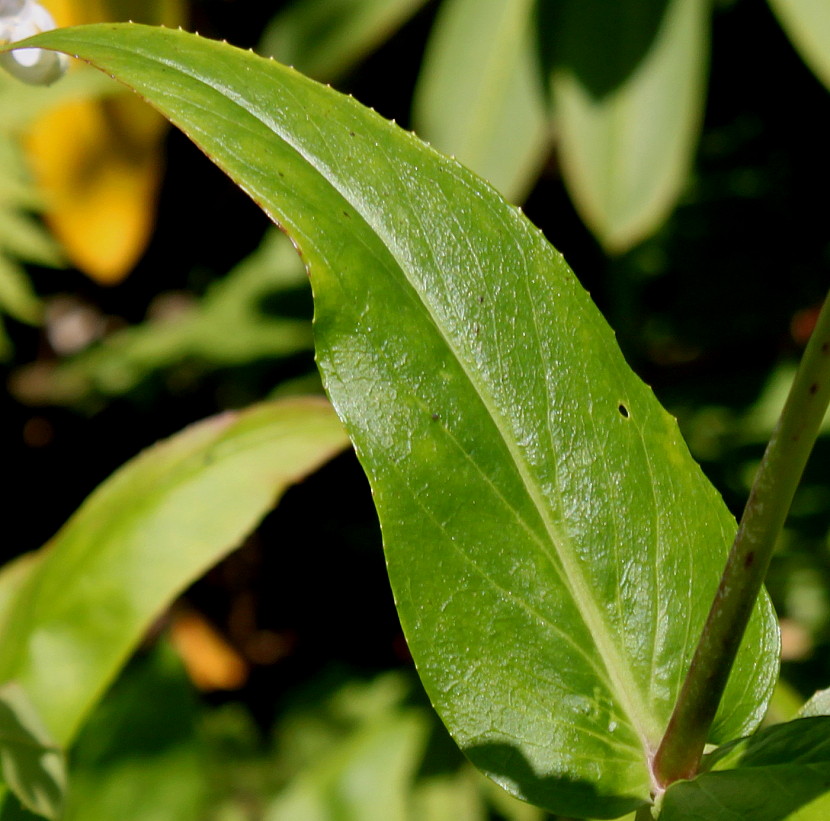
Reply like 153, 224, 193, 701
0, 0, 67, 85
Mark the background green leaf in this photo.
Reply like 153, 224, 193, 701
265, 703, 426, 821
549, 0, 709, 253
14, 25, 778, 818
0, 396, 348, 747
659, 717, 830, 820
259, 0, 429, 82
768, 0, 830, 92
0, 685, 64, 821
412, 0, 550, 202
17, 228, 313, 405
799, 686, 830, 718
64, 642, 205, 821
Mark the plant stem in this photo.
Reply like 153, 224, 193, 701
652, 290, 830, 788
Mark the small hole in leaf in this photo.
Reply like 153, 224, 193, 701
618, 404, 630, 418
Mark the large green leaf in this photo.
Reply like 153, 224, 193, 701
412, 0, 550, 202
549, 0, 709, 253
0, 397, 348, 748
12, 25, 779, 818
769, 0, 830, 92
659, 717, 830, 820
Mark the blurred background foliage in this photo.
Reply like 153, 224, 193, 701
1, 0, 829, 818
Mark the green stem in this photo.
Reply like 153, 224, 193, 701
652, 290, 830, 788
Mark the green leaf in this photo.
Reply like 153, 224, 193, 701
412, 0, 550, 201
0, 555, 41, 639
65, 642, 205, 821
14, 25, 778, 818
549, 0, 709, 253
769, 0, 830, 92
266, 696, 428, 821
799, 687, 830, 718
259, 0, 429, 82
26, 228, 313, 404
410, 767, 487, 821
0, 685, 65, 820
0, 397, 348, 747
659, 717, 830, 820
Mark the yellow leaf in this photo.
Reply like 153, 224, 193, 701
25, 0, 186, 284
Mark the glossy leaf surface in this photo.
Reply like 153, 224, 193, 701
549, 0, 708, 252
413, 0, 550, 201
769, 0, 830, 91
0, 397, 348, 746
660, 717, 830, 820
15, 25, 779, 817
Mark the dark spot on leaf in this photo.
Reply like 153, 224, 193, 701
478, 296, 485, 304
474, 324, 480, 336
618, 404, 630, 418
744, 551, 755, 568
431, 413, 440, 421
822, 342, 829, 355
349, 131, 356, 137
810, 382, 819, 395
342, 210, 350, 218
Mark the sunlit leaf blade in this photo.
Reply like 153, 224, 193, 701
769, 0, 830, 91
0, 397, 348, 746
549, 0, 709, 253
259, 0, 429, 82
660, 718, 830, 820
412, 0, 550, 202
0, 685, 65, 820
16, 25, 779, 817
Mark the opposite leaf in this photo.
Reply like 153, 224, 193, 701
0, 397, 349, 747
13, 25, 779, 818
660, 717, 830, 820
